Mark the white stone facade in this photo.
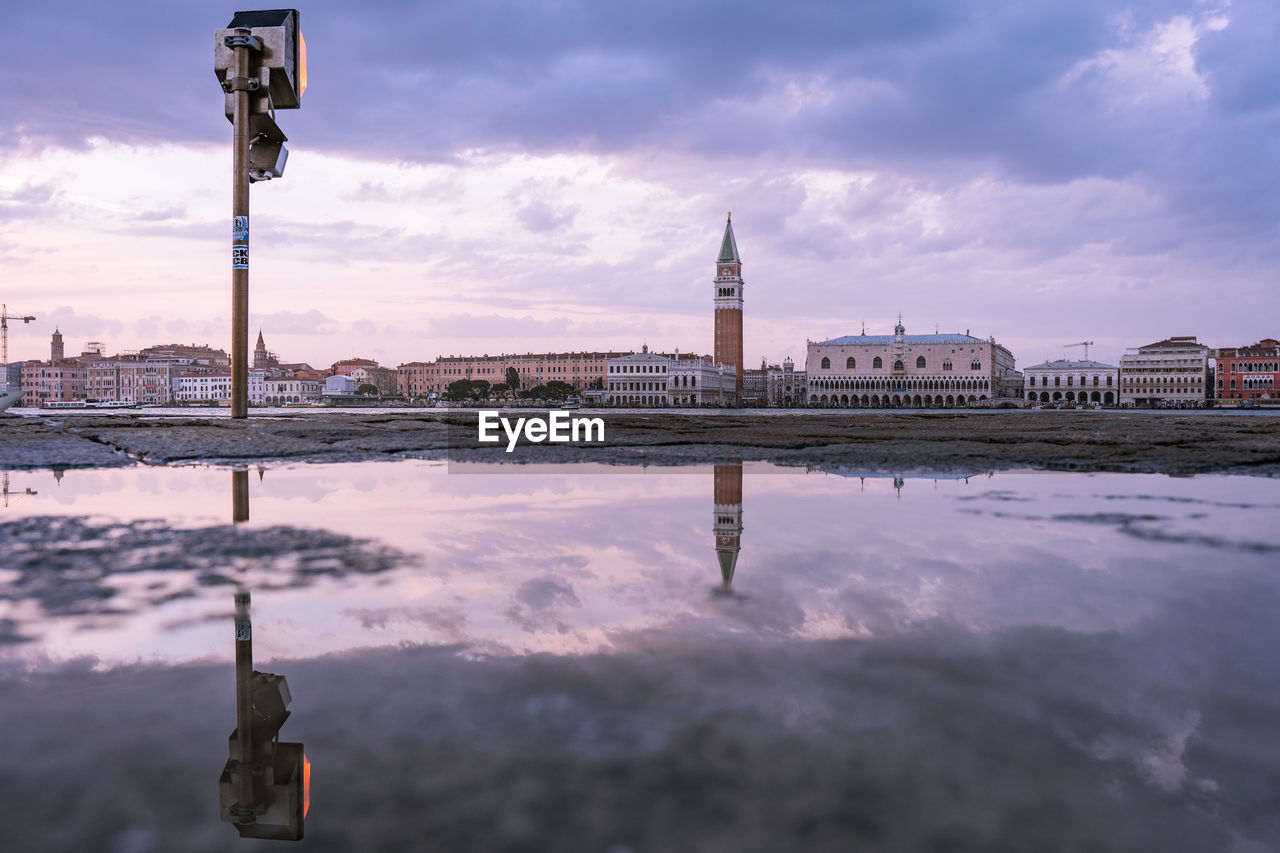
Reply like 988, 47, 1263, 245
175, 372, 232, 404
1024, 360, 1118, 405
805, 323, 1019, 408
605, 346, 672, 406
668, 359, 734, 407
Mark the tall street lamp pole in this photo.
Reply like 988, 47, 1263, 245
215, 9, 305, 419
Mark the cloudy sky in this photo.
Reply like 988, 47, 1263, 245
1, 0, 1276, 369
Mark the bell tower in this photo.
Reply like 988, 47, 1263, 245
51, 327, 64, 362
713, 213, 743, 397
713, 463, 743, 590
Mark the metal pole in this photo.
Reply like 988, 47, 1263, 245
231, 31, 252, 419
234, 589, 255, 814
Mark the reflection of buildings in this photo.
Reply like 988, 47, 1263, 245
1, 472, 38, 507
713, 464, 743, 589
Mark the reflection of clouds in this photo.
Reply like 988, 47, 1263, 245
6, 588, 1280, 851
506, 577, 582, 634
344, 604, 470, 643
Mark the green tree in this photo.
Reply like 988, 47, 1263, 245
491, 383, 510, 399
505, 366, 520, 392
444, 379, 474, 401
357, 383, 379, 396
472, 380, 491, 400
544, 380, 574, 400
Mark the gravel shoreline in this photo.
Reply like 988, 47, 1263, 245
2, 410, 1279, 475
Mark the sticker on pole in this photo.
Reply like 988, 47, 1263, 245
235, 620, 251, 641
232, 216, 249, 242
232, 246, 249, 269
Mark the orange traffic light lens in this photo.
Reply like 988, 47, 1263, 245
298, 32, 307, 97
302, 753, 311, 818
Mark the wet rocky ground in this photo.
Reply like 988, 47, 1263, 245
2, 410, 1280, 475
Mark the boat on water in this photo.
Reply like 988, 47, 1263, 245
0, 386, 22, 414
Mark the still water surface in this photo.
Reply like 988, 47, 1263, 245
2, 462, 1278, 851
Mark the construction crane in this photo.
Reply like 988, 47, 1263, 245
1065, 341, 1094, 361
1, 304, 37, 368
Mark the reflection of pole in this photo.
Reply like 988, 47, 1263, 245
233, 469, 249, 523
234, 589, 255, 814
231, 30, 252, 420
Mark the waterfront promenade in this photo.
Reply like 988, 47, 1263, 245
3, 410, 1279, 475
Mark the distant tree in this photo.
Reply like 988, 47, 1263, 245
505, 367, 520, 392
471, 380, 491, 400
521, 384, 548, 400
589, 376, 603, 390
544, 380, 574, 400
444, 379, 474, 401
491, 383, 510, 399
357, 383, 379, 396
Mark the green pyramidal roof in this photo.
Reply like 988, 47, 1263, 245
717, 215, 740, 263
717, 548, 738, 585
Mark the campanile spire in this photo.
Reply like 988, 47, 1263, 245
713, 214, 744, 397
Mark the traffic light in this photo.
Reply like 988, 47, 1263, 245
213, 9, 306, 179
218, 671, 310, 840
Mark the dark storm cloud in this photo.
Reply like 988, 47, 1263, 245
4, 1, 1277, 243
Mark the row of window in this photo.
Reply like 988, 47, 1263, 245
610, 364, 666, 374
1029, 375, 1114, 387
819, 356, 981, 371
1222, 362, 1279, 373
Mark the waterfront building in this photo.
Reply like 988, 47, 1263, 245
399, 351, 630, 398
804, 319, 1019, 408
763, 358, 806, 407
117, 361, 173, 405
604, 347, 735, 406
668, 356, 735, 407
713, 463, 743, 590
20, 361, 87, 405
606, 346, 672, 406
742, 363, 766, 407
1119, 336, 1211, 407
325, 374, 359, 396
713, 214, 744, 396
138, 343, 229, 372
175, 372, 232, 404
1212, 338, 1279, 402
1023, 359, 1118, 405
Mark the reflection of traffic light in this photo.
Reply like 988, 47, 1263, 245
218, 590, 308, 840
217, 678, 309, 840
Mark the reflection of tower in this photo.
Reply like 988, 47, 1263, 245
713, 213, 744, 396
713, 463, 743, 588
50, 327, 64, 362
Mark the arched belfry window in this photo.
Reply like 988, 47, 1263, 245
942, 359, 952, 371
873, 357, 883, 369
971, 359, 981, 370
821, 357, 830, 369
916, 356, 926, 369
846, 357, 855, 369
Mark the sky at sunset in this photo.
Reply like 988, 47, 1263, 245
1, 0, 1276, 370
